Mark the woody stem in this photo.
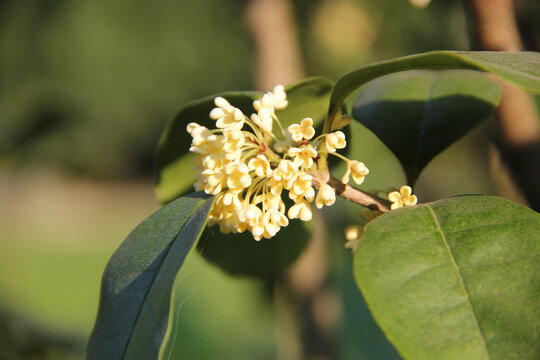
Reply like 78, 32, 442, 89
309, 170, 391, 213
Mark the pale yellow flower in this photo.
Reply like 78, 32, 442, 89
223, 128, 245, 153
289, 172, 315, 203
221, 191, 242, 209
388, 186, 417, 210
288, 118, 316, 142
271, 85, 288, 110
187, 123, 211, 150
341, 160, 369, 185
253, 92, 275, 113
239, 204, 263, 227
210, 192, 249, 234
187, 86, 367, 241
288, 199, 313, 221
248, 154, 273, 178
210, 97, 245, 129
344, 225, 363, 252
251, 108, 273, 133
191, 133, 224, 154
225, 162, 252, 191
273, 160, 298, 189
267, 178, 284, 196
201, 168, 227, 195
201, 153, 225, 171
315, 183, 336, 209
219, 211, 246, 234
263, 208, 289, 237
288, 145, 318, 169
325, 131, 347, 153
254, 192, 285, 214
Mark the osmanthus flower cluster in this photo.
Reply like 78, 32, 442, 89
187, 85, 369, 240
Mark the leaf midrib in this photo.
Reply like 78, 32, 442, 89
425, 204, 490, 359
121, 200, 203, 359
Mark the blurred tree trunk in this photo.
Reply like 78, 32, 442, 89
245, 1, 337, 360
469, 0, 540, 211
245, 0, 305, 90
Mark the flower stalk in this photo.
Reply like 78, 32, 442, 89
309, 169, 391, 213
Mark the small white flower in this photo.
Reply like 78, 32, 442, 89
342, 160, 369, 185
288, 118, 315, 142
272, 85, 288, 110
288, 145, 318, 169
248, 154, 273, 178
388, 186, 417, 210
251, 108, 273, 133
263, 208, 289, 237
344, 225, 363, 252
210, 97, 245, 129
273, 160, 298, 189
225, 162, 252, 191
325, 131, 346, 153
288, 200, 312, 221
315, 184, 336, 209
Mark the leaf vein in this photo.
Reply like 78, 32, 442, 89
425, 204, 490, 358
393, 263, 449, 293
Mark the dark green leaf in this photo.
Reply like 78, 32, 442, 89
354, 195, 540, 360
352, 69, 501, 185
197, 219, 309, 277
325, 51, 540, 133
87, 193, 215, 360
154, 77, 334, 204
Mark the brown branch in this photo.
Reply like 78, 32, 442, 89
309, 170, 391, 213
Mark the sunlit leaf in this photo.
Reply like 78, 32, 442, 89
87, 193, 214, 360
325, 51, 540, 133
354, 195, 540, 360
352, 69, 501, 185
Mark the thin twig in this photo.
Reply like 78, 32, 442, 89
309, 170, 391, 213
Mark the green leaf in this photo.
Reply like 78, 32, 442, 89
197, 219, 310, 277
87, 193, 215, 360
276, 76, 334, 130
352, 69, 502, 185
325, 51, 540, 133
353, 195, 540, 360
154, 77, 334, 205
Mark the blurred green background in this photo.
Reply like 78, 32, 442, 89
1, 0, 538, 359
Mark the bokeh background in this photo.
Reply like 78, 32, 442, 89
1, 0, 538, 359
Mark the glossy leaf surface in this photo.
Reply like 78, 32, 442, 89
352, 69, 501, 184
325, 51, 540, 133
354, 195, 540, 360
87, 193, 214, 360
